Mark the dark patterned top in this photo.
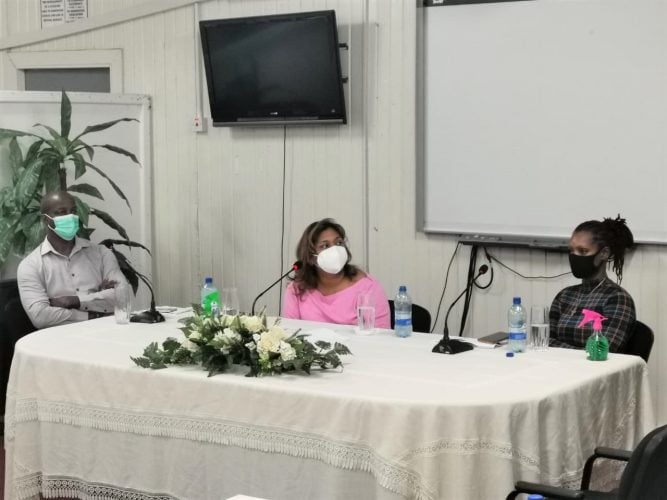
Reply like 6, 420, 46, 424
549, 277, 636, 353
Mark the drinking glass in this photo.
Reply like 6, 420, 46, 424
221, 287, 240, 316
530, 305, 549, 351
114, 283, 132, 324
356, 292, 375, 334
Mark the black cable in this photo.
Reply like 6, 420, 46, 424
278, 126, 287, 314
484, 247, 571, 279
429, 242, 461, 333
456, 245, 493, 336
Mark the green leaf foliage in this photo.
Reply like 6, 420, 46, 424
133, 312, 352, 378
13, 158, 43, 210
94, 144, 140, 164
75, 118, 138, 140
72, 152, 87, 179
73, 197, 90, 227
0, 91, 143, 271
85, 162, 132, 212
8, 137, 23, 176
60, 90, 72, 138
90, 208, 129, 240
68, 183, 104, 200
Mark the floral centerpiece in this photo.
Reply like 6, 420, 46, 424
131, 306, 352, 377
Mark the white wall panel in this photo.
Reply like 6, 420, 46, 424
0, 0, 664, 425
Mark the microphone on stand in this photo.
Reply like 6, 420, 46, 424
251, 261, 302, 315
432, 264, 489, 354
130, 274, 165, 324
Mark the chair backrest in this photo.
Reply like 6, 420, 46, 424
4, 296, 36, 343
388, 300, 432, 333
1, 279, 36, 423
624, 321, 654, 363
618, 424, 667, 499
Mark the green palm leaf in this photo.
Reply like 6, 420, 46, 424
33, 123, 62, 142
71, 152, 87, 179
25, 220, 46, 249
0, 129, 38, 140
73, 197, 90, 227
61, 90, 72, 138
71, 138, 94, 160
68, 183, 104, 200
100, 238, 151, 255
93, 144, 140, 164
41, 159, 61, 193
13, 158, 43, 210
8, 138, 23, 175
73, 118, 138, 141
0, 216, 20, 264
91, 208, 129, 240
24, 139, 45, 164
85, 162, 132, 212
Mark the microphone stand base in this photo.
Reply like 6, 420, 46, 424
130, 309, 166, 324
432, 338, 474, 355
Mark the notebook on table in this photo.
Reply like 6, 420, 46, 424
478, 331, 509, 345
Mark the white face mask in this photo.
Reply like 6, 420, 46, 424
315, 245, 348, 274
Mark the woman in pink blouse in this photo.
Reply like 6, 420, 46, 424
282, 219, 391, 328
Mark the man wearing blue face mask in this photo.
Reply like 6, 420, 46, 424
16, 191, 128, 329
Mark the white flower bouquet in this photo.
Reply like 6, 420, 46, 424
132, 306, 351, 377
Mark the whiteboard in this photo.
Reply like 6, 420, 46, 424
0, 91, 154, 306
420, 0, 667, 245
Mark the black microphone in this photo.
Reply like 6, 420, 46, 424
130, 274, 165, 324
432, 264, 488, 354
251, 261, 302, 315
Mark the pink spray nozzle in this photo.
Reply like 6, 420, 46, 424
578, 309, 608, 331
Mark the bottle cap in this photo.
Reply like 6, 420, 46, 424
399, 285, 407, 292
513, 296, 521, 305
204, 276, 213, 284
506, 351, 514, 358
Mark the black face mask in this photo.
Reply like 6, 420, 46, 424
569, 252, 601, 279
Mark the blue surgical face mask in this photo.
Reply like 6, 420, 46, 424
44, 213, 79, 241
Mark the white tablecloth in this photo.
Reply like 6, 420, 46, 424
4, 316, 655, 500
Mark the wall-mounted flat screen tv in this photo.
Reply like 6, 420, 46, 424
200, 10, 347, 127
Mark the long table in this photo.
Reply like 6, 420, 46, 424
4, 316, 655, 500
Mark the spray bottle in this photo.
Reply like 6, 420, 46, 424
579, 309, 609, 361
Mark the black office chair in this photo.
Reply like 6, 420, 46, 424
388, 300, 432, 333
506, 424, 667, 500
623, 321, 654, 363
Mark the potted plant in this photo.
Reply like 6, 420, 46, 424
0, 90, 149, 292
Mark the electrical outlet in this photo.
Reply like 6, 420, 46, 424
192, 115, 207, 133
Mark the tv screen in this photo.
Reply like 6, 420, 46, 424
200, 10, 347, 127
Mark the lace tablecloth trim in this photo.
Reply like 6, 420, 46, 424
14, 473, 175, 500
398, 436, 540, 470
8, 399, 437, 500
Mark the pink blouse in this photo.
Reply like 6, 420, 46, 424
282, 274, 391, 329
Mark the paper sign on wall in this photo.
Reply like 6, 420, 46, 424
41, 0, 88, 28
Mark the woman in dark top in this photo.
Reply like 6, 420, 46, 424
549, 216, 635, 352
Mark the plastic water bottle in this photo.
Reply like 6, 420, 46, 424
394, 285, 413, 338
508, 296, 527, 353
200, 277, 220, 316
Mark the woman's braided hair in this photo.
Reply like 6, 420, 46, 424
574, 215, 634, 282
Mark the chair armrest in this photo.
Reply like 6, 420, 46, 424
581, 446, 632, 489
506, 481, 585, 500
591, 446, 632, 462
